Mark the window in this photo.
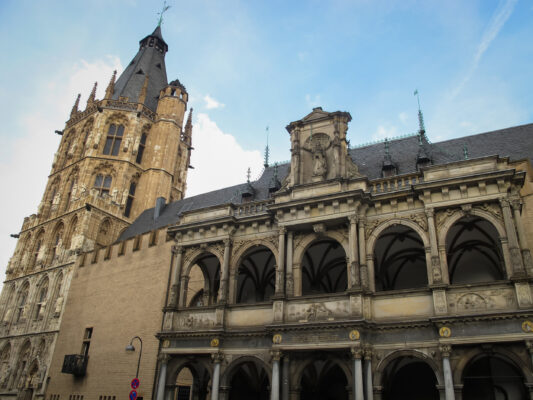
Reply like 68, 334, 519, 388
94, 175, 112, 196
81, 327, 93, 357
16, 285, 29, 323
135, 133, 147, 164
64, 179, 76, 211
34, 281, 48, 320
82, 129, 90, 155
124, 182, 136, 217
103, 124, 124, 156
32, 238, 42, 269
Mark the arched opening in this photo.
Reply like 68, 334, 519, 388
30, 230, 45, 270
15, 282, 30, 323
174, 367, 194, 400
374, 225, 427, 291
96, 219, 112, 248
300, 359, 348, 400
228, 360, 269, 400
0, 343, 11, 388
34, 277, 49, 320
301, 239, 347, 295
186, 254, 220, 307
49, 222, 65, 265
462, 354, 527, 400
51, 273, 64, 318
446, 216, 505, 284
14, 341, 31, 389
170, 361, 211, 400
236, 246, 275, 304
382, 357, 438, 400
65, 216, 78, 250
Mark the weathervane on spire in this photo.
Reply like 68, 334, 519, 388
264, 126, 270, 168
414, 89, 426, 135
157, 1, 171, 26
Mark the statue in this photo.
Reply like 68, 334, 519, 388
312, 148, 327, 178
54, 296, 64, 317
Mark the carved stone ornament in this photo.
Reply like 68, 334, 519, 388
475, 203, 502, 220
162, 340, 170, 348
351, 346, 363, 359
410, 213, 428, 231
210, 338, 220, 347
439, 345, 452, 358
436, 209, 457, 230
522, 320, 533, 333
365, 219, 381, 239
439, 326, 452, 338
313, 223, 326, 234
273, 334, 283, 344
349, 329, 360, 341
270, 350, 282, 361
211, 352, 224, 363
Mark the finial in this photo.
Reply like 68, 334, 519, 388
246, 167, 251, 183
185, 108, 193, 129
138, 75, 150, 104
384, 138, 390, 155
414, 89, 426, 134
70, 93, 81, 117
463, 144, 469, 160
105, 70, 117, 99
157, 1, 171, 26
87, 82, 97, 105
273, 163, 278, 180
264, 126, 270, 168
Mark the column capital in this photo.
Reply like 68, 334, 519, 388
425, 207, 435, 218
171, 245, 184, 255
526, 340, 533, 354
511, 199, 522, 211
439, 344, 452, 358
279, 226, 287, 235
211, 351, 225, 363
358, 216, 367, 226
223, 238, 232, 247
363, 346, 373, 361
348, 215, 358, 224
351, 346, 363, 360
158, 353, 170, 364
499, 197, 511, 208
270, 349, 283, 361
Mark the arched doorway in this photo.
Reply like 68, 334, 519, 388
236, 246, 275, 304
301, 239, 347, 295
185, 254, 220, 307
382, 357, 438, 400
228, 360, 269, 400
373, 225, 427, 291
462, 354, 527, 400
446, 216, 505, 284
300, 359, 348, 400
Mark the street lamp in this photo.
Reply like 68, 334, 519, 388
126, 336, 143, 379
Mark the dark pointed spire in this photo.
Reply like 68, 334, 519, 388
382, 138, 397, 176
184, 108, 193, 146
87, 82, 97, 106
105, 70, 117, 99
70, 93, 81, 117
414, 89, 426, 134
264, 126, 270, 168
269, 164, 281, 194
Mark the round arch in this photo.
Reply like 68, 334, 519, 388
182, 250, 223, 307
294, 231, 349, 267
293, 353, 352, 388
232, 240, 279, 271
182, 248, 224, 279
220, 355, 272, 387
366, 218, 430, 257
233, 244, 276, 304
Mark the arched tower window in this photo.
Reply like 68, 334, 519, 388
49, 223, 64, 264
64, 178, 76, 211
81, 127, 90, 156
15, 283, 30, 323
34, 278, 49, 320
136, 133, 147, 164
96, 219, 112, 248
0, 343, 11, 388
124, 182, 136, 218
94, 174, 112, 196
31, 231, 45, 270
103, 124, 124, 156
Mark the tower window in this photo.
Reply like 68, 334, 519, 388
103, 124, 124, 156
124, 182, 136, 218
136, 134, 147, 164
94, 175, 112, 196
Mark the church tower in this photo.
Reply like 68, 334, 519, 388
0, 25, 191, 394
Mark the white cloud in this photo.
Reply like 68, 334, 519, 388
186, 113, 263, 197
372, 124, 398, 141
398, 112, 409, 124
204, 94, 225, 109
0, 56, 123, 291
305, 94, 321, 108
451, 0, 517, 98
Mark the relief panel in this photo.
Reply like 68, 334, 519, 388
286, 299, 350, 322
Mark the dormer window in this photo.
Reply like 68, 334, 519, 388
103, 124, 124, 156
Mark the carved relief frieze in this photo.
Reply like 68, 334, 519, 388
365, 219, 381, 239
475, 203, 502, 221
447, 289, 515, 313
286, 300, 350, 322
409, 213, 428, 231
176, 312, 216, 330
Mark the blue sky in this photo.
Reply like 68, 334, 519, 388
0, 0, 532, 282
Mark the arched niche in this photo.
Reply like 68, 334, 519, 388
381, 356, 439, 400
184, 253, 220, 307
0, 343, 11, 388
373, 225, 427, 291
462, 353, 528, 399
301, 238, 347, 295
446, 216, 505, 284
235, 245, 275, 304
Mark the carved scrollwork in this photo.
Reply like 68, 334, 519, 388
475, 203, 502, 221
365, 219, 381, 239
436, 209, 457, 230
410, 213, 428, 231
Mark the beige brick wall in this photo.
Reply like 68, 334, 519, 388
46, 230, 172, 400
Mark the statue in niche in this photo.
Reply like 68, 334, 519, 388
312, 148, 327, 177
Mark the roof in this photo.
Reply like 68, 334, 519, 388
117, 123, 533, 242
112, 26, 170, 111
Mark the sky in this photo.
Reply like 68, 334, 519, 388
0, 0, 532, 287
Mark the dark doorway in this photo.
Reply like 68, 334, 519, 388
383, 357, 438, 400
228, 361, 269, 400
300, 360, 348, 400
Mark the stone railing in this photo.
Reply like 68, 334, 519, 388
369, 173, 423, 194
233, 200, 273, 217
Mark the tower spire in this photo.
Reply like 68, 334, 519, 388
70, 93, 81, 117
87, 82, 97, 106
157, 1, 171, 27
105, 70, 117, 99
414, 89, 426, 135
264, 126, 270, 168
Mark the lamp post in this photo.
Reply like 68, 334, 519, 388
126, 336, 143, 379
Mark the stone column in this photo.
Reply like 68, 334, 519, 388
426, 208, 444, 284
286, 232, 294, 297
271, 350, 282, 400
364, 347, 374, 400
276, 228, 286, 296
218, 239, 231, 304
211, 352, 224, 400
179, 276, 190, 307
440, 345, 455, 400
156, 354, 170, 400
169, 245, 184, 307
526, 341, 533, 369
351, 347, 364, 400
282, 355, 290, 400
500, 198, 525, 276
348, 216, 360, 289
512, 200, 533, 274
358, 218, 369, 291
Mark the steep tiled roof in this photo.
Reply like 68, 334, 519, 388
117, 123, 533, 242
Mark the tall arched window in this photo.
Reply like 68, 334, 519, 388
136, 133, 147, 164
31, 231, 45, 270
103, 124, 124, 156
15, 283, 29, 323
64, 178, 76, 211
124, 182, 136, 217
81, 127, 90, 156
34, 279, 49, 320
94, 174, 112, 196
49, 223, 64, 264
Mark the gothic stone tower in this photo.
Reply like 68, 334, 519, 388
0, 26, 192, 398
